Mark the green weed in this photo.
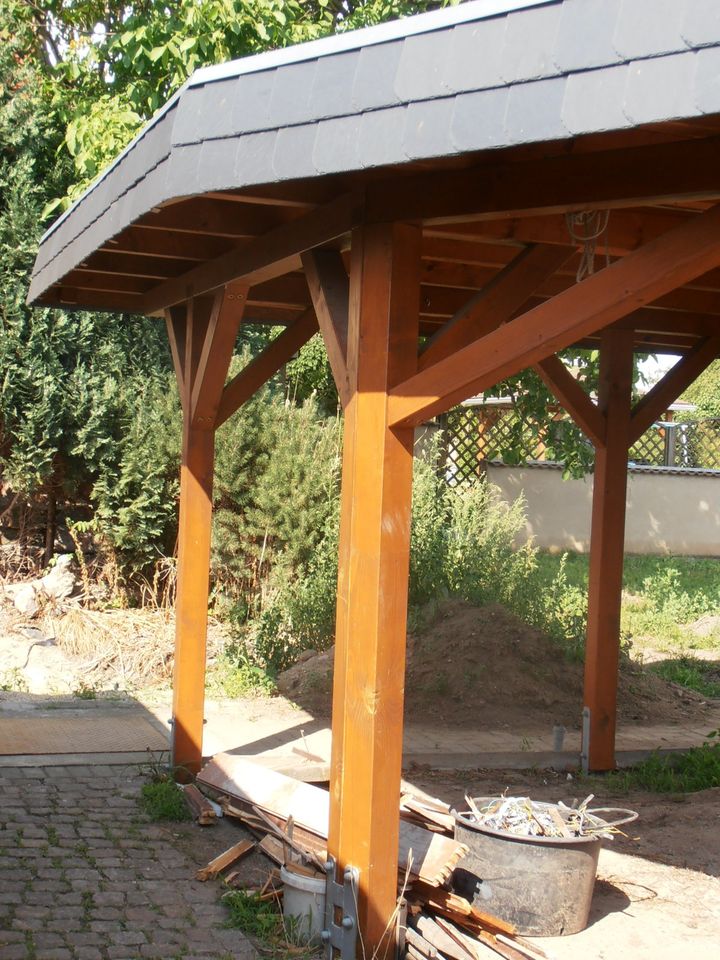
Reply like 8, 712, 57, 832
206, 651, 276, 699
588, 732, 720, 794
648, 657, 720, 699
72, 681, 97, 700
139, 780, 191, 822
222, 890, 313, 956
223, 890, 286, 940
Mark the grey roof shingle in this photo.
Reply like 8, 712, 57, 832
30, 0, 720, 304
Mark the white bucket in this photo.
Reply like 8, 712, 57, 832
280, 865, 326, 945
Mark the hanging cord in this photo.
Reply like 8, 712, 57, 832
565, 210, 611, 282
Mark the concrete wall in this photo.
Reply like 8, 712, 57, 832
486, 463, 720, 556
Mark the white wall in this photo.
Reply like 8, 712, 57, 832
486, 463, 720, 556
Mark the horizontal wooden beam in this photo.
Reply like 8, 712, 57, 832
366, 136, 720, 226
420, 244, 572, 370
215, 308, 319, 428
425, 206, 692, 256
535, 354, 605, 448
302, 249, 350, 408
141, 191, 360, 313
388, 202, 720, 427
629, 336, 720, 444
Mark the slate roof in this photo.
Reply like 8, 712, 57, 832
29, 0, 720, 303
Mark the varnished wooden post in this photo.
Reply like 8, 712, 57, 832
583, 330, 634, 771
172, 421, 214, 774
329, 221, 421, 957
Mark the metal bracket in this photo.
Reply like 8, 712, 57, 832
581, 706, 590, 775
322, 857, 359, 960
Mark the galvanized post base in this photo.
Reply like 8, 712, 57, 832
321, 857, 359, 960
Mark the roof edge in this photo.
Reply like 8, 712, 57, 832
38, 0, 555, 247
190, 0, 557, 88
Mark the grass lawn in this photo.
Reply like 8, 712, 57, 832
535, 552, 720, 654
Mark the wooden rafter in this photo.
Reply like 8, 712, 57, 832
301, 249, 350, 408
365, 136, 720, 226
388, 202, 720, 428
215, 309, 319, 428
628, 336, 720, 444
141, 191, 360, 313
419, 244, 572, 370
535, 355, 606, 449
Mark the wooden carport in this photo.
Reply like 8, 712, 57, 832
29, 0, 720, 953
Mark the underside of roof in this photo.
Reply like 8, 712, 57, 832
28, 0, 720, 356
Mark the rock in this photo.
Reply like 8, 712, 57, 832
38, 554, 76, 600
9, 554, 76, 617
13, 584, 40, 618
297, 649, 319, 663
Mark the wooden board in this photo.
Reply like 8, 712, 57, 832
198, 754, 467, 886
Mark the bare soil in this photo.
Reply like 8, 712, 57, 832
278, 600, 716, 730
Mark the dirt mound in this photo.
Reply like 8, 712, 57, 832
277, 601, 715, 730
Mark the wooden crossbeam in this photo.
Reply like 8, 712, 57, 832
215, 309, 318, 428
191, 284, 249, 428
628, 336, 720, 444
141, 192, 359, 313
425, 207, 692, 257
388, 202, 720, 428
420, 244, 571, 370
301, 249, 350, 407
535, 355, 606, 448
366, 136, 720, 227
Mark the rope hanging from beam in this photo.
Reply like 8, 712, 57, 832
565, 210, 610, 282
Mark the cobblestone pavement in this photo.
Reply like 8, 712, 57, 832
0, 765, 257, 960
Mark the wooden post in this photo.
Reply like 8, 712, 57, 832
329, 221, 421, 958
172, 421, 214, 775
583, 330, 634, 771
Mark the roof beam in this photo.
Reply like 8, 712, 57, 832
366, 136, 720, 226
419, 244, 572, 371
425, 206, 693, 256
141, 191, 360, 314
535, 355, 605, 448
215, 308, 319, 428
628, 336, 720, 444
302, 249, 350, 408
387, 201, 720, 428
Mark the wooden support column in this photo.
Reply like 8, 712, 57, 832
173, 418, 214, 775
329, 221, 421, 958
583, 330, 634, 772
166, 288, 247, 775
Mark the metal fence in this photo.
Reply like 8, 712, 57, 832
443, 408, 720, 486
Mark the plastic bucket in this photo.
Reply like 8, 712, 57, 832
453, 799, 637, 937
280, 865, 326, 945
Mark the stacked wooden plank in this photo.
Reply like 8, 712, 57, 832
197, 754, 468, 887
195, 756, 550, 960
